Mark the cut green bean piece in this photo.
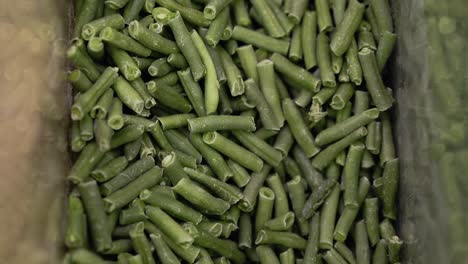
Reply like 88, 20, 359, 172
255, 187, 275, 234
283, 98, 320, 157
227, 159, 251, 187
203, 131, 264, 172
319, 185, 340, 249
376, 31, 397, 72
94, 119, 114, 152
206, 7, 230, 47
379, 112, 396, 165
104, 166, 163, 212
148, 58, 174, 77
103, 239, 133, 255
197, 221, 223, 238
358, 48, 394, 111
217, 46, 244, 96
244, 79, 281, 131
334, 242, 356, 264
139, 133, 157, 158
191, 30, 220, 115
218, 84, 233, 115
123, 0, 146, 23
236, 45, 258, 83
251, 0, 285, 38
315, 108, 379, 146
267, 0, 294, 34
255, 230, 307, 249
370, 0, 393, 34
266, 173, 289, 217
188, 115, 256, 133
65, 195, 87, 249
184, 167, 244, 204
330, 0, 365, 56
273, 126, 294, 158
178, 69, 206, 116
302, 178, 337, 219
381, 158, 399, 219
82, 14, 126, 41
193, 230, 246, 264
355, 220, 370, 264
302, 11, 318, 69
292, 145, 324, 190
271, 53, 321, 92
364, 198, 380, 246
70, 249, 109, 264
110, 124, 145, 149
372, 239, 388, 264
238, 213, 253, 249
232, 26, 290, 55
338, 62, 350, 82
167, 53, 188, 69
73, 0, 100, 38
128, 21, 179, 55
154, 0, 210, 27
317, 32, 336, 87
113, 76, 145, 114
149, 233, 180, 264
79, 180, 112, 252
91, 89, 114, 120
68, 69, 93, 93
119, 206, 146, 225
158, 114, 195, 130
366, 121, 382, 154
87, 37, 105, 62
140, 189, 203, 224
279, 248, 295, 264
232, 130, 284, 167
257, 60, 285, 126
79, 114, 94, 141
240, 165, 271, 212
165, 130, 202, 162
146, 206, 194, 248
173, 177, 230, 215
71, 121, 86, 152
315, 0, 333, 32
256, 246, 280, 264
108, 98, 124, 130
129, 224, 156, 264
346, 39, 363, 86
68, 143, 106, 184
146, 81, 193, 113
303, 213, 320, 264
331, 83, 355, 110
233, 0, 251, 27
323, 249, 348, 264
343, 143, 365, 208
264, 212, 295, 231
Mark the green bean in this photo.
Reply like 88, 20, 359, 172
255, 230, 307, 249
323, 249, 347, 264
102, 239, 133, 255
189, 115, 256, 134
240, 165, 271, 212
122, 115, 156, 132
69, 248, 109, 264
146, 81, 193, 113
266, 1, 293, 35
196, 249, 214, 264
363, 198, 380, 246
381, 158, 399, 219
184, 167, 243, 204
191, 30, 220, 115
238, 213, 253, 249
123, 0, 145, 22
104, 166, 163, 212
254, 187, 275, 234
263, 211, 295, 231
315, 108, 379, 146
355, 220, 371, 264
286, 26, 302, 62
159, 10, 206, 81
271, 53, 321, 92
68, 69, 93, 93
377, 112, 394, 165
133, 79, 158, 109
149, 233, 180, 264
224, 39, 239, 55
127, 21, 179, 56
110, 124, 145, 149
279, 249, 295, 264
141, 190, 203, 225
148, 58, 174, 77
331, 83, 355, 110
139, 133, 156, 158
317, 32, 337, 88
193, 230, 246, 264
256, 246, 280, 264
232, 0, 251, 27
130, 224, 155, 264
370, 0, 393, 34
257, 60, 285, 126
345, 39, 363, 86
73, 0, 100, 38
379, 218, 396, 240
232, 26, 290, 55
283, 99, 320, 158
82, 14, 126, 41
159, 151, 188, 185
79, 114, 94, 141
100, 28, 152, 58
87, 37, 105, 62
177, 70, 206, 116
338, 62, 350, 82
266, 173, 289, 217
65, 195, 87, 249
203, 131, 264, 172
332, 0, 346, 25
251, 0, 285, 37
113, 76, 145, 114
387, 236, 402, 263
221, 14, 233, 41
119, 206, 146, 225
352, 90, 369, 115
302, 178, 337, 219
376, 31, 397, 72
203, 0, 232, 20
158, 114, 195, 130
94, 120, 114, 152
68, 142, 106, 184
165, 129, 203, 162
206, 7, 230, 47
236, 45, 258, 83
358, 48, 394, 111
334, 242, 356, 264
128, 254, 144, 264
372, 239, 388, 264
365, 121, 381, 155
272, 126, 293, 158
105, 0, 129, 9
71, 67, 119, 120
319, 185, 340, 249
343, 143, 365, 208
224, 160, 249, 187
146, 206, 194, 248
113, 223, 139, 239
218, 85, 233, 115
303, 213, 320, 264
167, 54, 188, 69
155, 0, 210, 27
189, 133, 234, 182
78, 180, 112, 252
107, 98, 124, 130
91, 89, 114, 120
244, 79, 281, 131
174, 177, 231, 215
315, 0, 333, 32
334, 177, 370, 241
300, 11, 318, 69
330, 0, 365, 56
217, 46, 244, 96
197, 221, 223, 238
358, 30, 377, 51
232, 130, 284, 167
292, 145, 323, 190
100, 156, 154, 196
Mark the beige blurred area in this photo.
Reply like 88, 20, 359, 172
0, 0, 71, 263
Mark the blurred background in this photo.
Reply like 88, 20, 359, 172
0, 0, 467, 263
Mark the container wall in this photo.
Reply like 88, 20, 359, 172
392, 0, 468, 263
0, 0, 71, 263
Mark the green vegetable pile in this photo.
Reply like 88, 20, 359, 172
65, 0, 402, 263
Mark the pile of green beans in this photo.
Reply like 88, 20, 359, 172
65, 0, 401, 263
